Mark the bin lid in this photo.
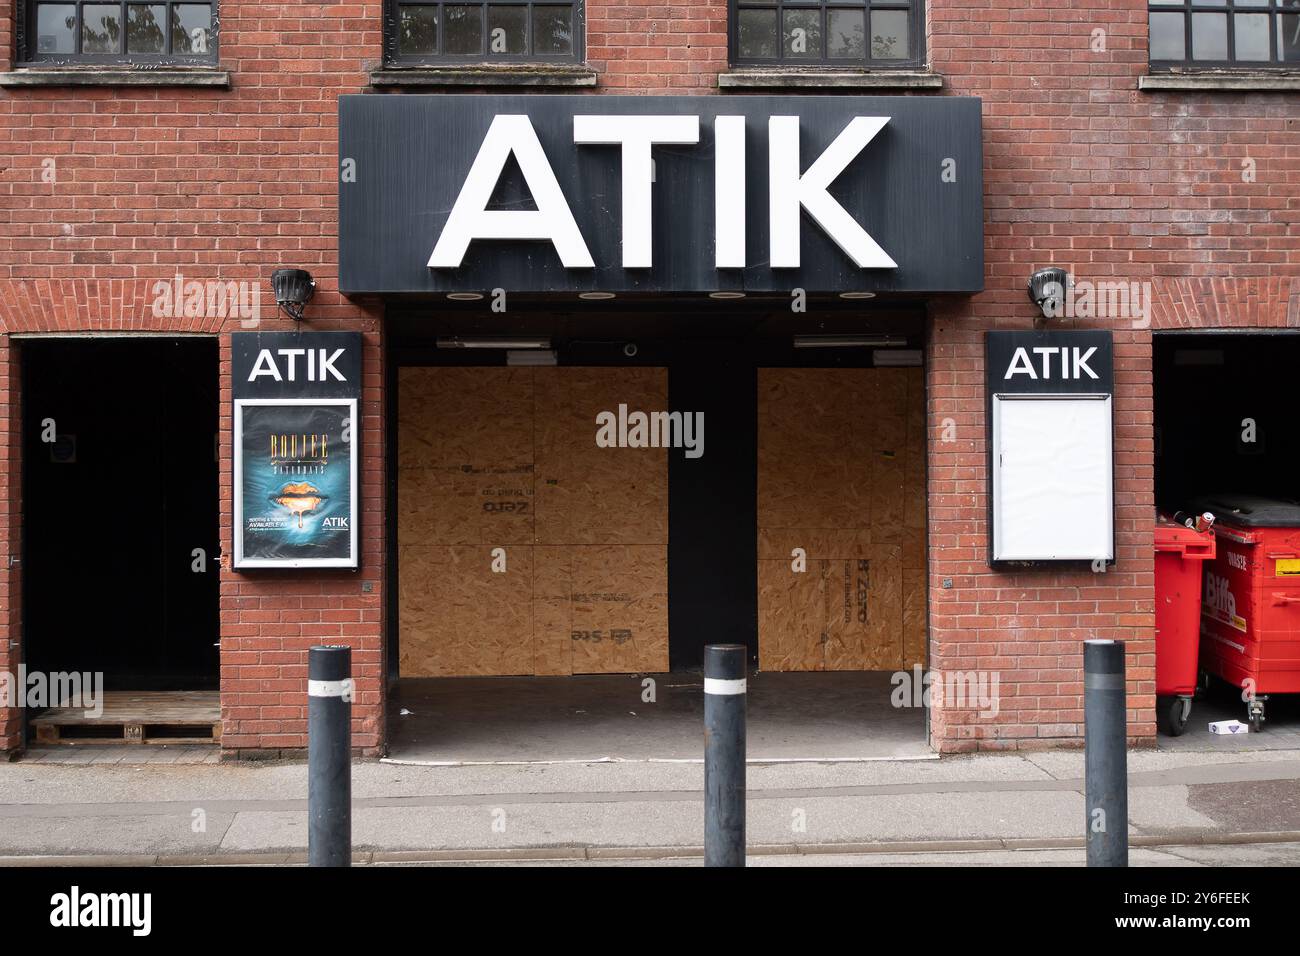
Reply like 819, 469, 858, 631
1190, 493, 1300, 528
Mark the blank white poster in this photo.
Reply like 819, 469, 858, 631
991, 395, 1113, 562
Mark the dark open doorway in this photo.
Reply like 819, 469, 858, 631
22, 337, 220, 694
1153, 331, 1300, 746
1154, 331, 1300, 510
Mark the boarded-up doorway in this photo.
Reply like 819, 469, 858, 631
757, 367, 926, 671
397, 366, 669, 676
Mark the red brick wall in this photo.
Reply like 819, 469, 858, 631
925, 2, 1300, 751
0, 0, 1296, 754
588, 0, 728, 91
0, 2, 389, 755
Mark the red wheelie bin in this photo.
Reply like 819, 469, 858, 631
1155, 514, 1216, 735
1194, 494, 1300, 732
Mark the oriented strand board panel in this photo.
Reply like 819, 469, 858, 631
397, 367, 535, 547
568, 546, 669, 674
757, 367, 926, 672
871, 369, 908, 546
534, 368, 669, 545
824, 553, 902, 670
758, 369, 878, 531
758, 528, 874, 561
757, 558, 827, 671
532, 546, 573, 677
398, 545, 535, 677
398, 367, 669, 677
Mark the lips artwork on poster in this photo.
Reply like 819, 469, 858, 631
234, 400, 358, 568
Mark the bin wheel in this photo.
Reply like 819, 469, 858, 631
1165, 697, 1191, 737
1248, 698, 1266, 733
1194, 671, 1212, 700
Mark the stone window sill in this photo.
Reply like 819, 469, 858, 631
1138, 71, 1300, 92
718, 69, 943, 91
0, 67, 229, 88
369, 65, 598, 88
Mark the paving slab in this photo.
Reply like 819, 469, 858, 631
1, 745, 1298, 860
388, 671, 930, 763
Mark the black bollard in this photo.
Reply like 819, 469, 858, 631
1084, 639, 1128, 867
704, 643, 747, 867
308, 644, 352, 867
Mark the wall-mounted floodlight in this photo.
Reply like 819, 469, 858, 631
1027, 267, 1069, 319
271, 269, 315, 322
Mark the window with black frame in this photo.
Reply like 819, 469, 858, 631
1149, 0, 1300, 68
21, 1, 216, 63
386, 1, 583, 63
731, 0, 923, 67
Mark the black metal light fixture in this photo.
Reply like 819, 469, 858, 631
271, 268, 316, 322
436, 337, 551, 349
793, 334, 906, 348
1026, 266, 1069, 319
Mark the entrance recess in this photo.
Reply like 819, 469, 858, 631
21, 337, 220, 744
386, 313, 931, 762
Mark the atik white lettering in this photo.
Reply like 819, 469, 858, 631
247, 348, 347, 382
1004, 346, 1099, 380
428, 113, 896, 272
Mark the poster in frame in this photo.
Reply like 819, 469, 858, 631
233, 397, 359, 569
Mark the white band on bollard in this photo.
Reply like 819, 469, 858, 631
704, 677, 746, 696
308, 679, 353, 699
1083, 673, 1124, 691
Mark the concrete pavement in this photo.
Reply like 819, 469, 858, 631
2, 748, 1299, 864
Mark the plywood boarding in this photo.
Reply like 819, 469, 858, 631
398, 367, 668, 677
534, 368, 669, 545
397, 367, 536, 548
398, 544, 535, 677
757, 367, 926, 671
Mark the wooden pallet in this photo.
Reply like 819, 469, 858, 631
31, 691, 220, 746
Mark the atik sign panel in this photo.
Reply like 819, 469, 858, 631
986, 331, 1115, 565
986, 330, 1114, 396
232, 332, 361, 569
338, 95, 983, 295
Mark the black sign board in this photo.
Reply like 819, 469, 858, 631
233, 332, 361, 569
338, 94, 984, 296
233, 331, 362, 400
985, 330, 1113, 395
